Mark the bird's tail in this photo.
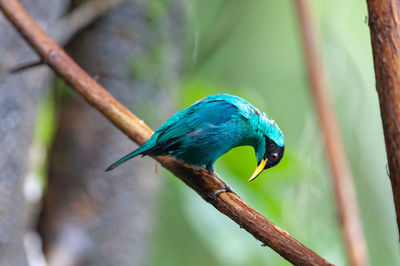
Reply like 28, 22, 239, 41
105, 147, 145, 171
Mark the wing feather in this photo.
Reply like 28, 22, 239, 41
155, 99, 238, 144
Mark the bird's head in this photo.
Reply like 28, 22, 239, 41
249, 115, 285, 181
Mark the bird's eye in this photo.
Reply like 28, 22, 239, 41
271, 153, 278, 160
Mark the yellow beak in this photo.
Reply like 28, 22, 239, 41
249, 158, 267, 181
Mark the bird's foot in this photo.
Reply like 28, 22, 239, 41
198, 168, 242, 199
211, 173, 242, 199
208, 186, 241, 202
214, 183, 238, 197
214, 189, 227, 197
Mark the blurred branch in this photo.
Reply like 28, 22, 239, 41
366, 0, 400, 238
50, 0, 123, 44
188, 0, 246, 72
0, 0, 333, 265
7, 0, 123, 74
294, 1, 369, 266
8, 59, 44, 74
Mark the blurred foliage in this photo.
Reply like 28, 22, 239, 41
148, 0, 400, 265
34, 93, 56, 148
32, 91, 56, 187
32, 0, 400, 265
32, 77, 71, 186
148, 175, 220, 266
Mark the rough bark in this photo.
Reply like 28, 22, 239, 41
0, 0, 68, 265
37, 0, 183, 265
366, 0, 400, 238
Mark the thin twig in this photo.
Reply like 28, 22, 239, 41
7, 58, 44, 73
0, 0, 333, 265
365, 0, 400, 238
294, 1, 369, 266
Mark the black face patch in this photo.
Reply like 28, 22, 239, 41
263, 136, 284, 170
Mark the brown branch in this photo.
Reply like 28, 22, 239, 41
366, 0, 400, 238
294, 1, 369, 266
0, 0, 333, 265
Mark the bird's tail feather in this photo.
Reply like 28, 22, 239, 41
105, 147, 145, 171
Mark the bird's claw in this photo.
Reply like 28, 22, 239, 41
214, 188, 228, 197
200, 168, 242, 199
214, 184, 242, 199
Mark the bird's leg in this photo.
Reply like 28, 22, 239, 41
210, 172, 241, 199
199, 166, 241, 199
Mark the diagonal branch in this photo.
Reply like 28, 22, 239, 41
0, 0, 333, 265
294, 1, 369, 266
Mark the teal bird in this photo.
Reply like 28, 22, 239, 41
106, 94, 284, 192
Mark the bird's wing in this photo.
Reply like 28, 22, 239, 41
154, 99, 239, 144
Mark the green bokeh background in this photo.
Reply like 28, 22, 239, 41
33, 0, 400, 265
148, 0, 399, 265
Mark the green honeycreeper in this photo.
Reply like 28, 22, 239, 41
106, 94, 284, 194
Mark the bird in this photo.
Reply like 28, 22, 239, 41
106, 94, 284, 195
